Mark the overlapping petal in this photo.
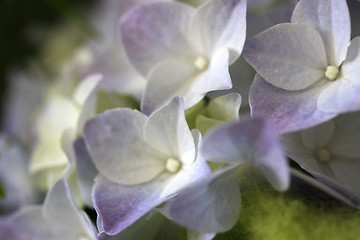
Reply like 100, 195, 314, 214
144, 97, 195, 164
201, 117, 290, 191
119, 1, 194, 76
249, 75, 337, 134
190, 0, 247, 63
291, 0, 351, 65
243, 23, 327, 91
84, 109, 165, 185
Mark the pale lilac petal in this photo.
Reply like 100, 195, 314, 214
301, 120, 335, 150
161, 167, 240, 233
190, 0, 247, 63
207, 93, 242, 121
119, 2, 195, 76
84, 109, 165, 185
93, 175, 166, 235
3, 180, 97, 240
328, 112, 360, 158
291, 0, 350, 65
201, 118, 290, 191
140, 58, 203, 115
317, 37, 360, 113
249, 74, 337, 134
144, 97, 195, 164
243, 23, 327, 91
74, 138, 98, 206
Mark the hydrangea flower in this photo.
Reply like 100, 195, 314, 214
29, 74, 101, 191
120, 0, 247, 114
84, 97, 210, 235
161, 118, 290, 235
280, 111, 360, 203
0, 179, 98, 240
244, 0, 360, 133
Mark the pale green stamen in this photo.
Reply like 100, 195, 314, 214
316, 148, 331, 163
165, 157, 182, 173
325, 65, 339, 80
194, 56, 209, 71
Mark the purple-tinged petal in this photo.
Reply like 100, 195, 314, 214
74, 137, 98, 206
249, 74, 337, 134
93, 175, 166, 235
144, 97, 195, 165
317, 37, 360, 113
291, 0, 350, 65
201, 117, 290, 191
84, 109, 165, 185
161, 167, 240, 233
190, 0, 247, 63
301, 120, 335, 150
243, 23, 327, 91
119, 1, 195, 76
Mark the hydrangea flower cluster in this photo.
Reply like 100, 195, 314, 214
0, 0, 359, 239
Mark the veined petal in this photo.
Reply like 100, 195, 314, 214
291, 0, 350, 65
243, 23, 327, 91
190, 0, 247, 63
141, 58, 204, 115
84, 109, 165, 185
161, 167, 240, 233
144, 97, 195, 164
317, 37, 360, 113
249, 74, 337, 134
93, 175, 166, 235
119, 1, 195, 76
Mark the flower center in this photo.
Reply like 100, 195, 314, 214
316, 148, 331, 163
165, 157, 182, 173
193, 56, 209, 71
325, 65, 339, 80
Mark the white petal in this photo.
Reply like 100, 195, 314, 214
190, 0, 247, 63
84, 109, 165, 185
243, 23, 327, 91
140, 58, 204, 115
119, 1, 195, 76
291, 0, 351, 65
144, 97, 196, 164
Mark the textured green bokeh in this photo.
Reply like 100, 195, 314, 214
215, 184, 360, 240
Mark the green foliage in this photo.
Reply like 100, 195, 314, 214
215, 185, 360, 240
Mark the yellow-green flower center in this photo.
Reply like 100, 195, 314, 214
194, 56, 209, 71
165, 157, 182, 173
325, 65, 339, 80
